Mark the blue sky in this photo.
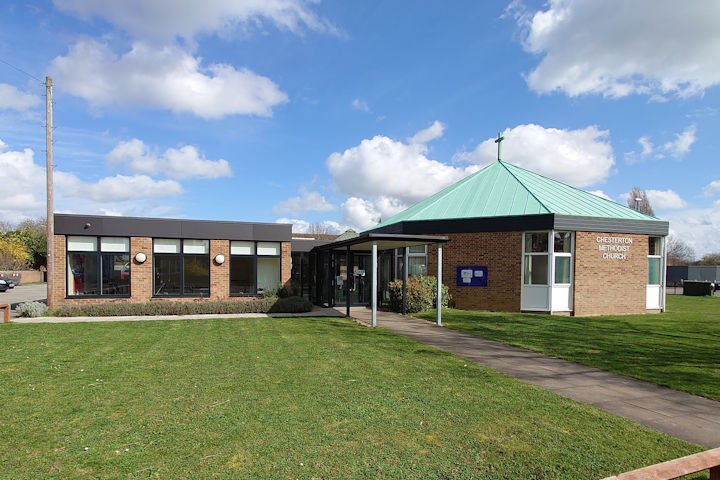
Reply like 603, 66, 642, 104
1, 1, 719, 256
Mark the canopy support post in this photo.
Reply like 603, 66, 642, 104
402, 246, 408, 315
436, 243, 442, 326
346, 246, 351, 317
372, 241, 377, 328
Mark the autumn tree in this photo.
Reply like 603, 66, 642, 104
0, 236, 30, 270
626, 187, 655, 216
696, 252, 720, 266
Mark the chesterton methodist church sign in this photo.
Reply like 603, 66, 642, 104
597, 236, 632, 260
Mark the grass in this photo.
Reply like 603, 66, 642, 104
0, 317, 704, 478
419, 295, 720, 401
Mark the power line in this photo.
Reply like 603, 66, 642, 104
0, 57, 43, 84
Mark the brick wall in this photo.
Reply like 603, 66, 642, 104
52, 236, 292, 307
574, 232, 648, 316
427, 231, 522, 311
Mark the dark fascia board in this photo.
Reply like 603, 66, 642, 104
54, 214, 292, 242
291, 238, 333, 253
553, 215, 669, 236
313, 232, 449, 251
369, 214, 555, 235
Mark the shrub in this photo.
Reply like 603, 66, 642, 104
388, 275, 450, 314
15, 301, 48, 318
55, 296, 312, 317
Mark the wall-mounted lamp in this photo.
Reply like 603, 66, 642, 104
214, 254, 225, 265
135, 252, 147, 264
84, 223, 91, 229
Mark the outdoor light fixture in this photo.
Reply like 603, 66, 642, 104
134, 252, 147, 264
214, 254, 225, 265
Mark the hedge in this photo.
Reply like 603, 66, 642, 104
388, 275, 450, 314
54, 296, 312, 317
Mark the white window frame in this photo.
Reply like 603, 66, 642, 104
551, 231, 574, 286
647, 237, 663, 286
395, 245, 428, 278
522, 231, 551, 286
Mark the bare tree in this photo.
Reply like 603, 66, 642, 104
696, 252, 720, 266
665, 235, 695, 265
626, 187, 655, 216
307, 222, 331, 235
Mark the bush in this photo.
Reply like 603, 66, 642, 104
55, 296, 313, 317
15, 301, 48, 318
388, 275, 450, 314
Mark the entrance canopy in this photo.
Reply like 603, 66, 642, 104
314, 233, 449, 328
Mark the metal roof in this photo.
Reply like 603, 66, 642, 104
368, 160, 660, 230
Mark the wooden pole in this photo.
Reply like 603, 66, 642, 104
45, 76, 54, 309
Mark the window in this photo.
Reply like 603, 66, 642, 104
553, 231, 573, 284
67, 236, 129, 297
648, 237, 663, 285
153, 239, 209, 297
395, 245, 427, 278
230, 241, 282, 295
230, 241, 256, 295
523, 232, 549, 285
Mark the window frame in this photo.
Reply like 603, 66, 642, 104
65, 235, 131, 298
522, 231, 551, 286
394, 245, 428, 279
229, 240, 282, 297
647, 236, 663, 286
552, 231, 574, 286
152, 238, 210, 298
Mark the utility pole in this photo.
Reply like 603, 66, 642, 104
46, 76, 54, 308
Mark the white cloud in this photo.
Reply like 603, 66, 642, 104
0, 139, 183, 223
703, 180, 720, 197
638, 136, 653, 157
588, 190, 612, 201
645, 189, 687, 210
407, 120, 446, 145
107, 138, 232, 179
352, 98, 370, 113
662, 125, 696, 158
515, 0, 720, 98
664, 206, 720, 257
275, 218, 348, 234
50, 40, 288, 119
53, 0, 337, 42
273, 188, 336, 214
0, 83, 41, 112
455, 124, 615, 187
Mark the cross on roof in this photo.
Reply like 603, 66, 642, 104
494, 131, 504, 161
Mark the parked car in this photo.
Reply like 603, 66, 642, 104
0, 280, 8, 293
4, 279, 15, 289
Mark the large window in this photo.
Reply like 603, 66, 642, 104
523, 232, 549, 285
395, 245, 427, 278
67, 236, 130, 297
153, 239, 210, 297
230, 241, 281, 295
648, 237, 663, 285
553, 231, 573, 284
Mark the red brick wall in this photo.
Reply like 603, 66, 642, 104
281, 241, 292, 288
210, 240, 230, 300
574, 232, 648, 316
131, 237, 152, 301
427, 232, 523, 311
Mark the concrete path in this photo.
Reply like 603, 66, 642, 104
0, 283, 47, 316
346, 307, 720, 448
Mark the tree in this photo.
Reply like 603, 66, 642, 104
0, 236, 30, 270
307, 222, 331, 235
696, 252, 720, 266
665, 235, 695, 265
14, 218, 47, 269
626, 187, 655, 216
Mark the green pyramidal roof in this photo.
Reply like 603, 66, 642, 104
369, 160, 658, 230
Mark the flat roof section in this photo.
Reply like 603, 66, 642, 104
313, 232, 450, 252
54, 214, 292, 242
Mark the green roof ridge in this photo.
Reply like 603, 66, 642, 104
501, 161, 659, 221
497, 159, 552, 214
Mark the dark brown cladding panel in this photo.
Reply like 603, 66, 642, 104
54, 214, 292, 242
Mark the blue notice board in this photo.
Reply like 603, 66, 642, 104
456, 266, 488, 286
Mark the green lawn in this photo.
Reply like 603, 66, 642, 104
420, 295, 720, 401
0, 317, 703, 478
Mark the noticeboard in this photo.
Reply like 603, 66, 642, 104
456, 266, 488, 287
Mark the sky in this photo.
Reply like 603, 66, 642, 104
0, 0, 719, 256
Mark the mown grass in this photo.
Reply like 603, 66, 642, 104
419, 295, 720, 401
0, 317, 704, 478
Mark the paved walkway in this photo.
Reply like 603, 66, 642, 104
346, 307, 720, 448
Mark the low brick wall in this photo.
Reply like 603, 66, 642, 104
0, 270, 44, 284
